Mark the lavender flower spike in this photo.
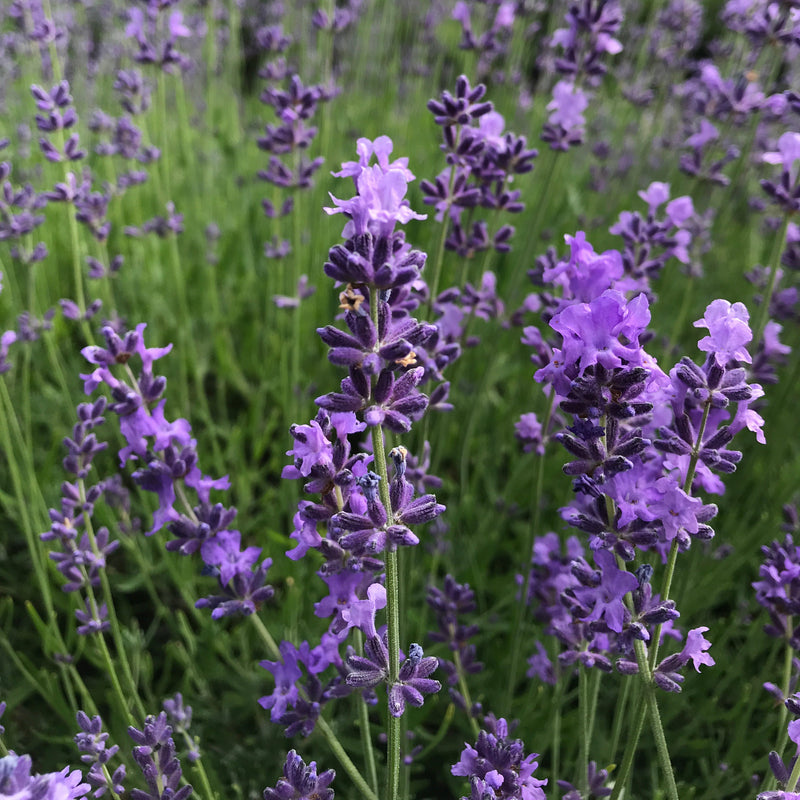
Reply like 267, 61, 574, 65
263, 750, 335, 800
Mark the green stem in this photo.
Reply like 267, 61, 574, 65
637, 640, 679, 800
370, 287, 403, 800
189, 752, 218, 800
787, 747, 800, 792
79, 479, 147, 722
609, 673, 633, 762
425, 158, 460, 314
454, 648, 481, 739
249, 614, 376, 800
608, 686, 647, 800
754, 214, 791, 349
504, 391, 556, 712
549, 670, 565, 791
316, 717, 380, 800
354, 629, 379, 795
579, 665, 590, 798
249, 612, 281, 661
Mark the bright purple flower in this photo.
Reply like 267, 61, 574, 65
763, 132, 800, 182
546, 80, 588, 132
325, 164, 426, 238
451, 717, 547, 800
649, 476, 705, 542
388, 642, 441, 717
284, 420, 333, 477
548, 290, 650, 374
572, 548, 639, 633
790, 718, 800, 757
693, 299, 752, 365
339, 582, 387, 639
263, 750, 335, 800
1, 330, 19, 373
332, 135, 414, 182
680, 626, 715, 672
128, 713, 192, 800
259, 641, 304, 722
200, 530, 262, 586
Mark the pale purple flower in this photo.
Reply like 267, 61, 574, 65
546, 80, 589, 131
200, 530, 262, 586
340, 582, 387, 639
693, 299, 752, 365
680, 626, 715, 672
763, 131, 800, 182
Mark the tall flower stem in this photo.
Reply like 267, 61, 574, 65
605, 490, 677, 800
504, 391, 555, 712
753, 213, 791, 349
650, 397, 712, 671
453, 648, 480, 740
425, 154, 461, 315
609, 693, 646, 800
370, 287, 403, 800
578, 665, 590, 798
78, 477, 148, 723
354, 629, 379, 795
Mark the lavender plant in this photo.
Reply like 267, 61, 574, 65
2, 2, 800, 799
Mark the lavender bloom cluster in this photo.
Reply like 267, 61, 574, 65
422, 75, 537, 259
426, 575, 484, 715
261, 137, 446, 731
451, 716, 547, 800
519, 226, 764, 688
541, 1, 623, 151
40, 396, 121, 635
80, 323, 274, 619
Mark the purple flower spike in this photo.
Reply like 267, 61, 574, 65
263, 750, 335, 800
128, 713, 192, 800
452, 717, 547, 800
325, 162, 426, 239
259, 641, 303, 722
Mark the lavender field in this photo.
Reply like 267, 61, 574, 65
2, 1, 800, 799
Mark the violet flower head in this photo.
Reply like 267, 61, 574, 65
753, 533, 800, 647
652, 626, 715, 692
558, 761, 612, 799
550, 0, 623, 84
259, 640, 304, 723
128, 712, 192, 800
345, 635, 440, 717
542, 80, 589, 151
162, 694, 199, 764
324, 137, 426, 239
761, 131, 800, 213
693, 299, 752, 366
0, 753, 90, 800
451, 716, 547, 800
340, 582, 387, 639
427, 575, 484, 713
262, 750, 335, 800
74, 711, 126, 797
426, 75, 493, 131
569, 548, 639, 633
